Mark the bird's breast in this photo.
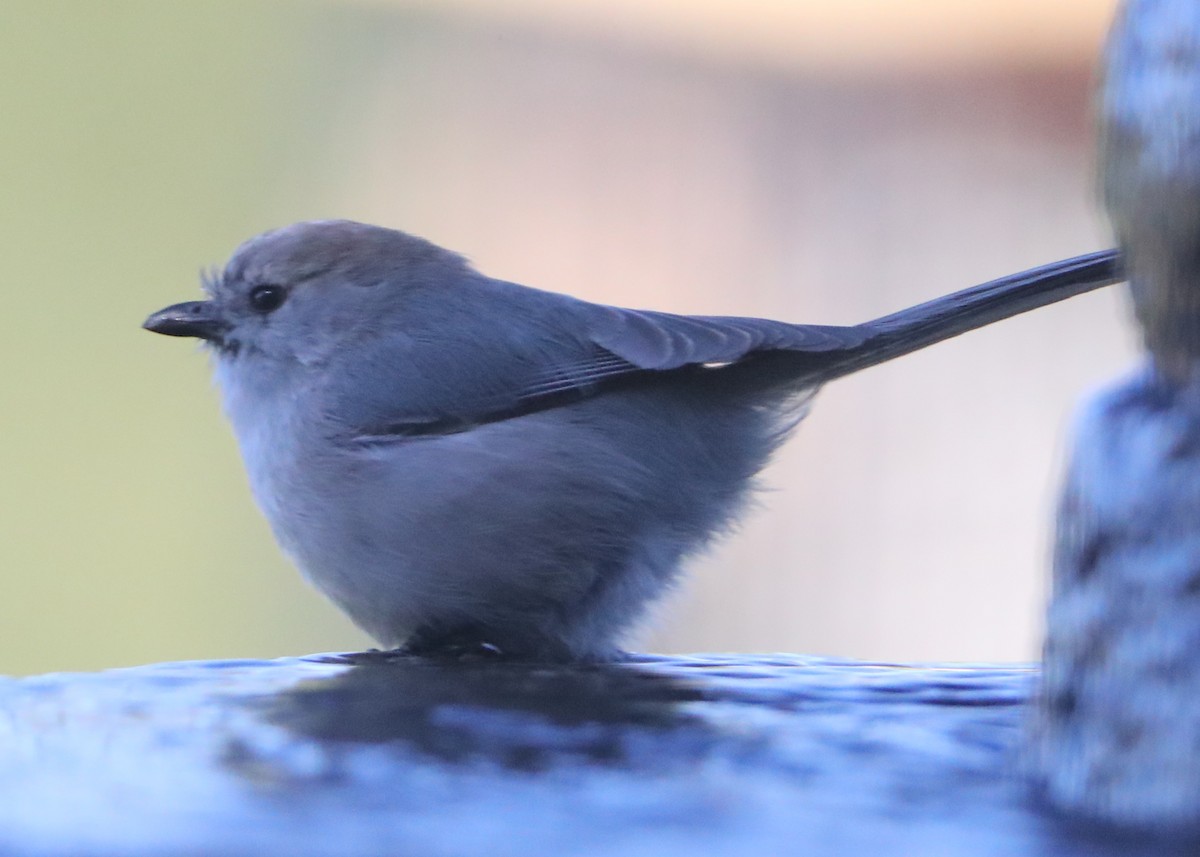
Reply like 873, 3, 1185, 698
214, 361, 327, 543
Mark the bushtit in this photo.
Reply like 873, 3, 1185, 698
145, 221, 1119, 661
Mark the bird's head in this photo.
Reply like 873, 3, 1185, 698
143, 220, 471, 368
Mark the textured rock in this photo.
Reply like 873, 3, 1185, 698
1030, 0, 1200, 830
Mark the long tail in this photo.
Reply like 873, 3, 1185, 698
818, 249, 1124, 380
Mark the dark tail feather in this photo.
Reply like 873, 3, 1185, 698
819, 249, 1124, 380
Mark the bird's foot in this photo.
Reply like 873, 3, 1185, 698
395, 626, 510, 662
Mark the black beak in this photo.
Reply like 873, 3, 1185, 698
143, 301, 229, 341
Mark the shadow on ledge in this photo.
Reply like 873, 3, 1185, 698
248, 653, 714, 770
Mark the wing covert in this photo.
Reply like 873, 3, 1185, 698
586, 306, 869, 370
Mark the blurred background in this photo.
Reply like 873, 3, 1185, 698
0, 0, 1131, 675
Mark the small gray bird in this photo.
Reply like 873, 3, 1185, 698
144, 221, 1120, 661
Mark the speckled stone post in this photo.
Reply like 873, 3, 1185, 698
1027, 0, 1200, 829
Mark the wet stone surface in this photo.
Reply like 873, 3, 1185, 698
0, 653, 1186, 856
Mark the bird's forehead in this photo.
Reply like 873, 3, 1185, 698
219, 220, 467, 290
224, 222, 356, 285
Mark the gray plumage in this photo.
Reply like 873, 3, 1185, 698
144, 221, 1121, 661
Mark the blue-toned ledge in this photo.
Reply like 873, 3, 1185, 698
0, 654, 1185, 856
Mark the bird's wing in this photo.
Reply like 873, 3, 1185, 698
342, 302, 861, 441
504, 308, 865, 403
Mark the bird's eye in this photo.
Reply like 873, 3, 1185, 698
248, 284, 287, 313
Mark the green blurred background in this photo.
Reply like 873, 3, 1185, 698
0, 1, 1129, 675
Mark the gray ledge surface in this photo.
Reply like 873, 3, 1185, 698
0, 653, 1188, 856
